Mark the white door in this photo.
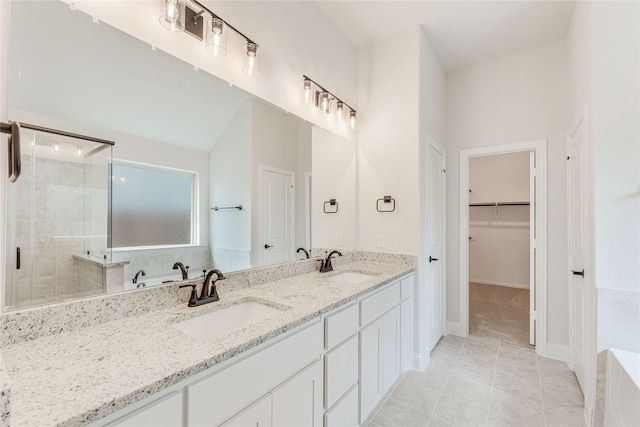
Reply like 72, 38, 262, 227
261, 167, 294, 266
427, 141, 446, 351
567, 118, 586, 392
529, 152, 536, 346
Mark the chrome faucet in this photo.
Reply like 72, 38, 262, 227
296, 247, 310, 259
319, 250, 342, 273
132, 269, 146, 284
180, 269, 225, 307
172, 262, 189, 280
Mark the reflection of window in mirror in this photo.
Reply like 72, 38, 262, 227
111, 162, 197, 248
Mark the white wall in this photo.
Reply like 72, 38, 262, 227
250, 98, 311, 266
69, 0, 358, 142
311, 126, 356, 251
446, 40, 568, 347
358, 25, 446, 365
469, 152, 530, 203
210, 99, 252, 270
589, 1, 640, 294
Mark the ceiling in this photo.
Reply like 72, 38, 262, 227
316, 1, 576, 71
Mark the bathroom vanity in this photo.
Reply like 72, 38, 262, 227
0, 254, 415, 426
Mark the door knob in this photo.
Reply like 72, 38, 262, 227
264, 244, 274, 249
429, 256, 439, 263
572, 269, 584, 277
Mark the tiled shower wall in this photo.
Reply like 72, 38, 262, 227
5, 154, 106, 309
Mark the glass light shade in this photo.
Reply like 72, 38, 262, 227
319, 92, 330, 113
303, 79, 312, 104
336, 102, 345, 122
350, 110, 357, 129
242, 42, 260, 77
159, 0, 185, 32
205, 18, 227, 57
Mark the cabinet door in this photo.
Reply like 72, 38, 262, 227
220, 394, 272, 427
400, 296, 414, 371
106, 391, 182, 427
272, 360, 323, 426
359, 318, 383, 423
381, 306, 400, 393
324, 385, 358, 427
325, 335, 358, 410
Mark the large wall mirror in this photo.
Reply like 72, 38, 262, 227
3, 0, 356, 310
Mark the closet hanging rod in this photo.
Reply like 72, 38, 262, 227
469, 202, 530, 207
1, 121, 115, 145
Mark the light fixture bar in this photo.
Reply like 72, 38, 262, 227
190, 0, 258, 47
302, 74, 355, 114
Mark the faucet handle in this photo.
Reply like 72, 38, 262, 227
179, 284, 198, 306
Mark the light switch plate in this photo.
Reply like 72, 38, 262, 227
376, 234, 385, 248
335, 233, 343, 245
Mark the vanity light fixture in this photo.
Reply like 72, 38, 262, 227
302, 75, 357, 129
159, 0, 259, 76
242, 42, 260, 76
159, 0, 186, 32
205, 17, 227, 56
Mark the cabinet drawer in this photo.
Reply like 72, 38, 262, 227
106, 391, 182, 427
360, 282, 400, 326
324, 385, 358, 427
324, 335, 358, 409
188, 320, 322, 426
400, 274, 414, 299
324, 302, 358, 350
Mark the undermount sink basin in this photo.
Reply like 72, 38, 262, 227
328, 271, 377, 284
173, 301, 282, 341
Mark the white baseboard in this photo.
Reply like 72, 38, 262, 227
469, 279, 529, 289
412, 352, 430, 372
544, 343, 569, 362
446, 321, 464, 337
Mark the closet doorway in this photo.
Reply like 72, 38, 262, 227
468, 152, 533, 347
459, 140, 548, 353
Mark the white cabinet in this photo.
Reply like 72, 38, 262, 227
272, 360, 323, 426
359, 316, 383, 421
220, 395, 272, 427
188, 321, 322, 426
400, 296, 414, 371
105, 391, 182, 427
381, 306, 400, 392
358, 275, 413, 424
324, 385, 358, 427
325, 335, 359, 409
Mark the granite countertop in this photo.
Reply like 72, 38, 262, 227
1, 260, 413, 426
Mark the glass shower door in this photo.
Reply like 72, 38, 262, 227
4, 126, 112, 309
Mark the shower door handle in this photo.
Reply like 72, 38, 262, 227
1, 121, 22, 182
16, 247, 21, 270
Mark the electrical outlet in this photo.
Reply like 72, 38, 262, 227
377, 234, 385, 248
335, 232, 342, 245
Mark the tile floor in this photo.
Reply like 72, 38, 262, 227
367, 335, 585, 427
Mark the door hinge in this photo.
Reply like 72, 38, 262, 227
569, 325, 574, 337
531, 310, 536, 320
531, 239, 536, 249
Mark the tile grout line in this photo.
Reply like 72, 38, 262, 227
424, 338, 465, 427
484, 339, 501, 427
535, 353, 549, 427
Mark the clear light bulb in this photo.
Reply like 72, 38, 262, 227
320, 92, 329, 113
350, 111, 357, 129
337, 102, 344, 122
242, 43, 259, 76
303, 79, 312, 104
